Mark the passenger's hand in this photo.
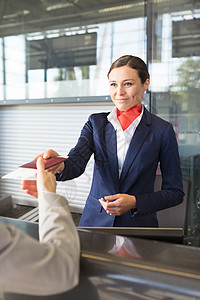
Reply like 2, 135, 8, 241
37, 157, 56, 195
22, 158, 57, 198
22, 180, 38, 198
99, 194, 136, 216
22, 149, 64, 197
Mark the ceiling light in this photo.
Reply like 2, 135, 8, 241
3, 10, 30, 19
98, 4, 135, 13
46, 3, 73, 11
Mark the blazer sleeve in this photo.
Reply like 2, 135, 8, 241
57, 116, 94, 181
136, 122, 184, 215
0, 192, 80, 296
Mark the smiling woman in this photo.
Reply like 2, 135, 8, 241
22, 55, 184, 228
108, 66, 149, 111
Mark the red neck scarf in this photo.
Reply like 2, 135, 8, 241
117, 105, 142, 131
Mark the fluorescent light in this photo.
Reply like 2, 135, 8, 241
3, 10, 30, 19
98, 4, 135, 14
46, 3, 73, 11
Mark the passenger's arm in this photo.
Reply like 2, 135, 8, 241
0, 158, 80, 296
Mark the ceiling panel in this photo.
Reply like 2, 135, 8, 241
0, 0, 198, 37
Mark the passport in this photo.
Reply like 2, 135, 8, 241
1, 156, 67, 180
20, 156, 67, 169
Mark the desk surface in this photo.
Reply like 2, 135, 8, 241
1, 217, 200, 299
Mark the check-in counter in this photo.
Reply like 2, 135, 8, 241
1, 217, 200, 299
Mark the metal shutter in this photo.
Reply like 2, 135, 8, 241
0, 103, 114, 213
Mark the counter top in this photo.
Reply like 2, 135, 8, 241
1, 217, 200, 299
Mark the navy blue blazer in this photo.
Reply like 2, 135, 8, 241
57, 107, 184, 227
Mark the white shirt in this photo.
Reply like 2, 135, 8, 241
107, 106, 144, 177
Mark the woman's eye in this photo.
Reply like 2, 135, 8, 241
110, 83, 117, 87
124, 82, 133, 86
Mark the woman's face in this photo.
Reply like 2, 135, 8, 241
108, 66, 150, 111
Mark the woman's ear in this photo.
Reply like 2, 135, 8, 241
144, 78, 150, 91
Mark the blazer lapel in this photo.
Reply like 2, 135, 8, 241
120, 109, 151, 184
104, 122, 119, 192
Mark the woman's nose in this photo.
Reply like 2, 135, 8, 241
117, 85, 125, 95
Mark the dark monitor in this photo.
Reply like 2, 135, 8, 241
172, 19, 200, 57
27, 32, 97, 70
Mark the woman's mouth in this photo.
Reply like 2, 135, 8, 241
115, 98, 128, 102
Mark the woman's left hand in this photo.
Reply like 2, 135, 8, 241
99, 194, 136, 216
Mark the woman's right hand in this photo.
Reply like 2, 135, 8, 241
40, 149, 65, 175
32, 149, 65, 175
21, 149, 65, 198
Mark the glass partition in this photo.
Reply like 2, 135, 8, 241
0, 1, 145, 101
0, 38, 3, 100
4, 36, 26, 100
0, 0, 200, 244
149, 0, 200, 240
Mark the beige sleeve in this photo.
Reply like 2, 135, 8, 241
0, 192, 80, 296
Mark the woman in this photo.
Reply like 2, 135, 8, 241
23, 55, 184, 227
